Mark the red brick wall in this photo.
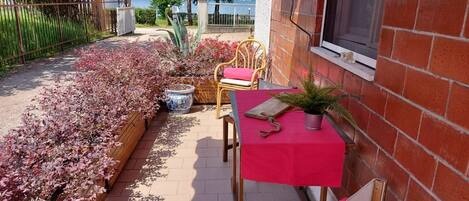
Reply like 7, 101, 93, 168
269, 0, 469, 200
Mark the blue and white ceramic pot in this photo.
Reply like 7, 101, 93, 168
165, 84, 195, 114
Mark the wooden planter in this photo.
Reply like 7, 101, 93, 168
108, 112, 146, 186
99, 112, 146, 200
56, 112, 147, 201
178, 77, 229, 104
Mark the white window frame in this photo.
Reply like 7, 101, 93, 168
319, 0, 378, 69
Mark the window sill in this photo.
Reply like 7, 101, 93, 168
310, 47, 375, 81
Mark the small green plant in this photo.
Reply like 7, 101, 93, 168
273, 78, 357, 128
157, 15, 201, 56
0, 59, 11, 77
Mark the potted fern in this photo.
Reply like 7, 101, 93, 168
273, 79, 357, 130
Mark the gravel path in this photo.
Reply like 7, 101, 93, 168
0, 52, 77, 136
0, 28, 249, 136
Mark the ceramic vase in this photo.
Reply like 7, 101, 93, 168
165, 84, 195, 114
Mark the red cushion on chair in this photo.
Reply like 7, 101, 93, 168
339, 197, 348, 201
223, 68, 255, 81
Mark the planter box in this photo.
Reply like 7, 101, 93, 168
109, 112, 146, 186
99, 112, 146, 200
56, 113, 147, 201
97, 112, 146, 201
179, 77, 229, 104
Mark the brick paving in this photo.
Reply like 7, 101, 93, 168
106, 106, 302, 201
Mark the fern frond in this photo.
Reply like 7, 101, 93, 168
272, 79, 358, 128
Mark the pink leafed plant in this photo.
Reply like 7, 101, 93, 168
163, 38, 238, 78
0, 42, 170, 200
195, 38, 238, 63
0, 37, 237, 200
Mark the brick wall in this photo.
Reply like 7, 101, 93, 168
269, 0, 469, 200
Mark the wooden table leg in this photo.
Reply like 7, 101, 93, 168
232, 124, 237, 193
237, 135, 244, 201
223, 118, 228, 162
295, 187, 313, 201
239, 176, 244, 201
320, 187, 327, 201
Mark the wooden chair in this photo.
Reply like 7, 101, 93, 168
340, 179, 387, 201
214, 39, 267, 118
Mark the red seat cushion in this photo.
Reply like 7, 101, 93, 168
223, 67, 255, 81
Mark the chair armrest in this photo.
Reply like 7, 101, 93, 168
214, 59, 236, 82
250, 67, 266, 86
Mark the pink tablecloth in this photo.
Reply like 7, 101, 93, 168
235, 90, 345, 187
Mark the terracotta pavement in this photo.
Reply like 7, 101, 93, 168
106, 105, 302, 201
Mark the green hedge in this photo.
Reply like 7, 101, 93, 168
135, 8, 157, 25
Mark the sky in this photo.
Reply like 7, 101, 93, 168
132, 0, 256, 15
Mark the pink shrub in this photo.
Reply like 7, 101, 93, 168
0, 38, 237, 200
166, 38, 238, 77
0, 42, 170, 200
195, 38, 238, 62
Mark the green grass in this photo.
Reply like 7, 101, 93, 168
155, 18, 170, 27
136, 23, 161, 28
137, 18, 198, 28
0, 8, 104, 76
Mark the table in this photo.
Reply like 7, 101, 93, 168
230, 89, 352, 201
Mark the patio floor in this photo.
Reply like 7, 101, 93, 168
106, 105, 303, 201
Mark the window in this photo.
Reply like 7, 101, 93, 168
321, 0, 384, 68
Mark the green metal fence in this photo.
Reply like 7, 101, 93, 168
0, 0, 128, 65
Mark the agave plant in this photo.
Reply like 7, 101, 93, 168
157, 15, 201, 56
273, 79, 357, 128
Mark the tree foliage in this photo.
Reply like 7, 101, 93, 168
151, 0, 183, 18
135, 8, 157, 25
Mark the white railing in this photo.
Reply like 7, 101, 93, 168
207, 2, 255, 27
